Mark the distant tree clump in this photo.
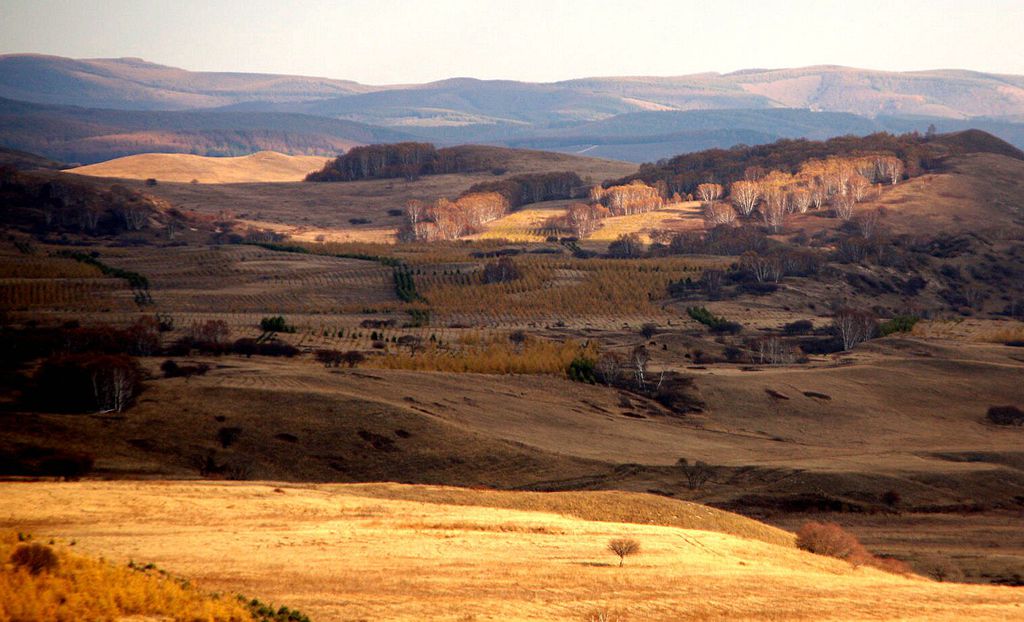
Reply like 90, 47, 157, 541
607, 538, 641, 567
35, 353, 142, 413
607, 233, 645, 259
465, 171, 584, 209
482, 257, 521, 283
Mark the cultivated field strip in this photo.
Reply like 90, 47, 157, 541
101, 245, 398, 314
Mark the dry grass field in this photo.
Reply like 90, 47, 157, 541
4, 481, 1023, 622
68, 151, 331, 183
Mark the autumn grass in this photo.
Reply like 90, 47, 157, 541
585, 201, 703, 242
364, 334, 597, 374
0, 532, 252, 622
5, 482, 1024, 622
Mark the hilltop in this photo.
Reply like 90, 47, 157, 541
3, 481, 1022, 621
69, 151, 331, 183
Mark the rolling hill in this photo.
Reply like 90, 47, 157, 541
68, 151, 331, 183
0, 96, 413, 164
4, 481, 1023, 621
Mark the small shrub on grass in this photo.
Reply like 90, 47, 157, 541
687, 306, 742, 334
10, 543, 59, 575
987, 405, 1024, 426
567, 356, 597, 383
797, 521, 866, 561
879, 314, 920, 336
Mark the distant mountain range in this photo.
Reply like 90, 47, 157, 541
3, 54, 1024, 163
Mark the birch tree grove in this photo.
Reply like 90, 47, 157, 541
730, 180, 761, 216
696, 183, 723, 204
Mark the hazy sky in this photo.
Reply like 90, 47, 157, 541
2, 0, 1022, 84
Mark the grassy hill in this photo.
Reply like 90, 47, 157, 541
69, 151, 332, 183
3, 481, 1022, 621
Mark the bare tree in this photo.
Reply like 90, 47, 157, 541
761, 187, 787, 232
703, 201, 737, 226
630, 345, 650, 391
833, 192, 856, 221
832, 308, 876, 350
596, 352, 622, 386
677, 458, 715, 490
790, 188, 812, 214
696, 183, 723, 204
856, 210, 881, 239
730, 180, 761, 217
607, 538, 641, 567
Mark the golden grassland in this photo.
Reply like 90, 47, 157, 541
584, 202, 704, 243
365, 335, 597, 374
68, 151, 331, 184
3, 482, 1024, 622
0, 532, 252, 622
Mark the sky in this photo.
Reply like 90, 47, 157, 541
1, 0, 1023, 84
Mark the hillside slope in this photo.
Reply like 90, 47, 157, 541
4, 481, 1022, 622
68, 151, 331, 183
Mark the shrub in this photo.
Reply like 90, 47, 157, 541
316, 349, 345, 367
160, 359, 209, 378
783, 319, 814, 335
10, 543, 59, 575
879, 315, 920, 336
259, 316, 295, 333
216, 427, 243, 448
567, 356, 597, 384
640, 323, 659, 339
987, 405, 1024, 426
796, 521, 866, 561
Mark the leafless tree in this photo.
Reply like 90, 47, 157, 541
730, 180, 761, 217
703, 202, 737, 226
677, 458, 715, 490
596, 352, 622, 386
696, 183, 723, 204
856, 210, 881, 239
833, 308, 876, 350
607, 538, 641, 567
833, 193, 856, 220
630, 345, 650, 391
